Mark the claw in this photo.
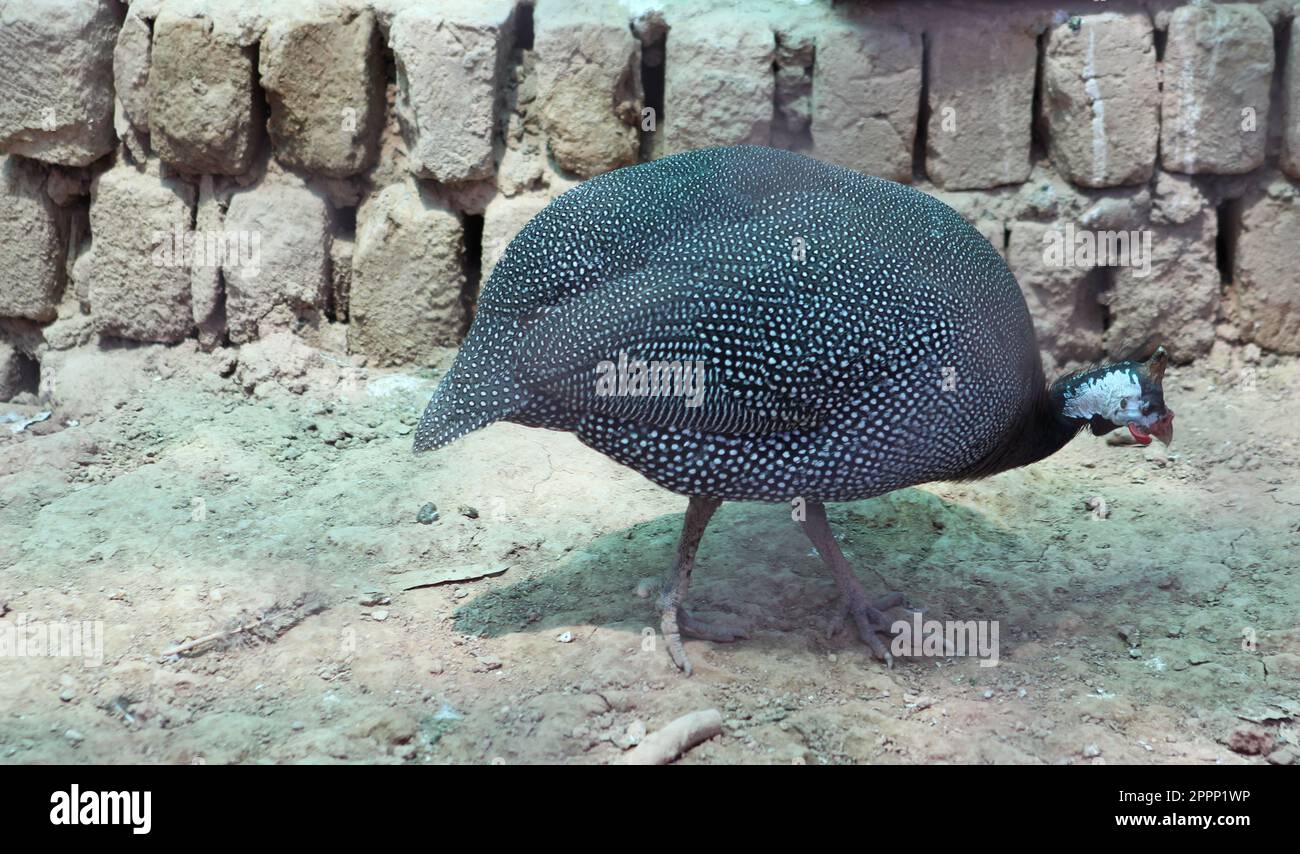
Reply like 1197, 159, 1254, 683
827, 595, 884, 660
824, 586, 915, 666
661, 605, 746, 676
662, 607, 693, 677
679, 609, 747, 643
800, 501, 923, 668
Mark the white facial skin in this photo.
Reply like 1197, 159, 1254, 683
1063, 367, 1159, 428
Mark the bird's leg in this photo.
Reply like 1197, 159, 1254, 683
657, 496, 745, 676
799, 500, 907, 668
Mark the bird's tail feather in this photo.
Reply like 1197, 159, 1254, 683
412, 365, 525, 453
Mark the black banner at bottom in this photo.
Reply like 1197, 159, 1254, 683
0, 765, 1286, 839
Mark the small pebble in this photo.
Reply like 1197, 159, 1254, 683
64, 729, 84, 745
556, 631, 573, 643
59, 688, 75, 702
291, 720, 305, 731
1083, 744, 1101, 758
458, 505, 479, 519
623, 719, 647, 747
416, 502, 439, 524
371, 609, 389, 622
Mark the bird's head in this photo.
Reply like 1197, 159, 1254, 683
1053, 346, 1175, 446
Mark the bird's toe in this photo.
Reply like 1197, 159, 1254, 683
659, 606, 746, 677
659, 607, 693, 676
678, 608, 747, 643
828, 592, 910, 667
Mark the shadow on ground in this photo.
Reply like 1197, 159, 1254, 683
455, 488, 1049, 647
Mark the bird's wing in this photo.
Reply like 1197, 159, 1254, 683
506, 196, 924, 436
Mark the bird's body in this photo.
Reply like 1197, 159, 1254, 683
417, 146, 1048, 498
416, 145, 1173, 673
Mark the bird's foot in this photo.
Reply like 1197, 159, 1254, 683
827, 591, 911, 668
660, 606, 747, 677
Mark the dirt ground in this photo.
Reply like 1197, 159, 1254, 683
1, 332, 1297, 765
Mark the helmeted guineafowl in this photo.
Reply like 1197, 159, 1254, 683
415, 145, 1175, 674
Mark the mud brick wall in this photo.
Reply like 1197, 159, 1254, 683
1, 0, 1298, 402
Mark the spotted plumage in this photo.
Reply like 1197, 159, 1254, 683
416, 145, 1044, 501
